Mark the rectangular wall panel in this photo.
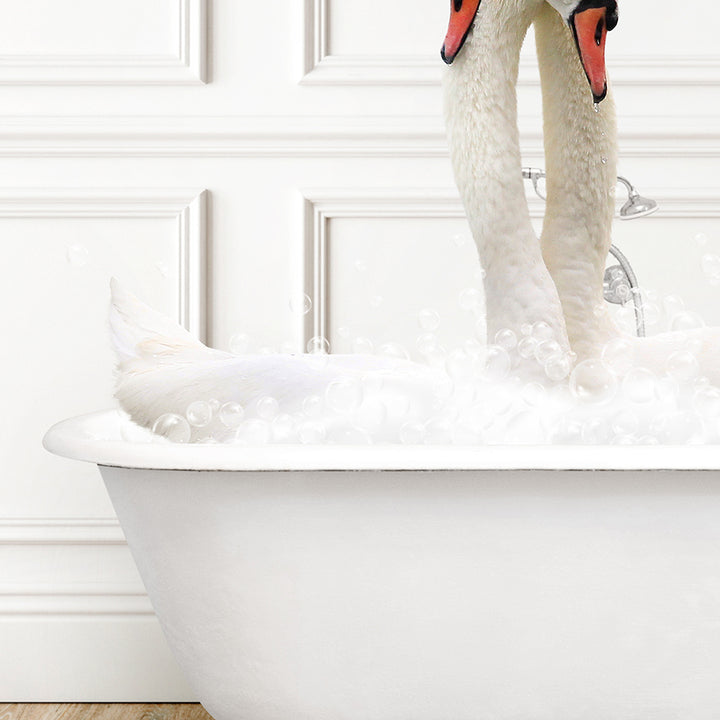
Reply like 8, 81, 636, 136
0, 189, 206, 519
0, 0, 206, 83
303, 0, 720, 86
306, 188, 720, 358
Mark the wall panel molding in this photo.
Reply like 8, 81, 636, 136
0, 0, 206, 84
302, 187, 720, 344
0, 116, 719, 158
301, 0, 720, 87
0, 517, 124, 545
0, 188, 208, 340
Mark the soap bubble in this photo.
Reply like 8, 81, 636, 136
326, 378, 363, 414
545, 354, 572, 381
305, 351, 329, 371
494, 328, 517, 351
695, 232, 709, 247
186, 400, 213, 427
229, 333, 253, 355
452, 233, 468, 247
484, 345, 511, 382
152, 413, 191, 443
549, 417, 584, 444
535, 340, 562, 365
531, 321, 554, 342
298, 420, 327, 444
601, 337, 635, 376
271, 413, 296, 441
663, 295, 685, 322
256, 396, 279, 420
654, 377, 680, 403
400, 421, 426, 445
352, 336, 374, 354
522, 382, 547, 407
378, 342, 409, 360
641, 301, 661, 327
289, 293, 312, 315
693, 386, 720, 419
219, 402, 245, 428
611, 409, 639, 436
354, 259, 368, 272
307, 335, 330, 354
446, 349, 476, 382
702, 254, 720, 283
302, 395, 323, 418
569, 359, 618, 404
581, 417, 611, 444
416, 333, 441, 356
517, 336, 538, 359
459, 288, 482, 311
208, 399, 220, 412
66, 243, 89, 266
622, 367, 657, 403
337, 326, 351, 339
520, 323, 533, 337
234, 419, 271, 445
666, 351, 700, 384
670, 312, 705, 333
418, 308, 441, 332
370, 295, 384, 308
651, 412, 702, 444
464, 337, 484, 358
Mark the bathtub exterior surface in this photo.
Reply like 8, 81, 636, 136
101, 464, 720, 720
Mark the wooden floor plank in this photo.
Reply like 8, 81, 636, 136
0, 706, 214, 720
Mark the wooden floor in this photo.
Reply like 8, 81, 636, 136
0, 706, 214, 720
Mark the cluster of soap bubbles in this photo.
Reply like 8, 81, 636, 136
492, 321, 574, 382
126, 225, 720, 447
134, 303, 720, 446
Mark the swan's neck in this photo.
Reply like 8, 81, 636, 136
534, 3, 620, 360
444, 0, 569, 351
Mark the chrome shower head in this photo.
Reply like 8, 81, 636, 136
619, 192, 659, 220
616, 176, 659, 220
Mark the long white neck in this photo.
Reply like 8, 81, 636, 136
534, 3, 620, 360
444, 0, 569, 352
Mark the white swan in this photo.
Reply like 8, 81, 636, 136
534, 1, 720, 381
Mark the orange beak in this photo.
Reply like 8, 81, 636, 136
441, 0, 482, 64
571, 6, 610, 102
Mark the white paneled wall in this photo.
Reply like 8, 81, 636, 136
1, 0, 719, 701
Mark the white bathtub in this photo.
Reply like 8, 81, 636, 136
45, 410, 720, 720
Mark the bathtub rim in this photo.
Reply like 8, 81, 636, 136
42, 409, 720, 472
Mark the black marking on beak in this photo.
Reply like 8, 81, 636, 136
571, 0, 619, 31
